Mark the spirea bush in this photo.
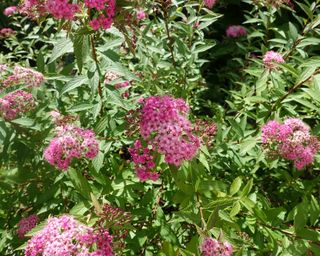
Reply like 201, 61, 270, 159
0, 0, 320, 255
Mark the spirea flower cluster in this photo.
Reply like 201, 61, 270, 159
85, 0, 116, 30
3, 6, 17, 16
44, 125, 99, 170
200, 237, 233, 256
0, 28, 15, 37
263, 50, 285, 69
17, 214, 39, 238
0, 90, 36, 120
2, 65, 44, 88
25, 215, 113, 256
19, 0, 79, 20
97, 204, 132, 252
19, 0, 116, 30
261, 118, 320, 170
204, 0, 217, 9
129, 96, 200, 181
0, 65, 44, 120
128, 140, 160, 181
226, 25, 247, 38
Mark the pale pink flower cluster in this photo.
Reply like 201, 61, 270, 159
0, 64, 7, 72
17, 214, 39, 238
0, 65, 43, 120
2, 65, 44, 88
3, 6, 18, 16
128, 140, 160, 181
200, 237, 233, 256
261, 118, 320, 170
44, 125, 99, 170
0, 28, 15, 37
263, 50, 284, 69
226, 25, 247, 38
204, 0, 217, 9
86, 0, 116, 30
25, 215, 113, 256
129, 96, 200, 181
0, 90, 36, 120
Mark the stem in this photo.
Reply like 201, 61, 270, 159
196, 193, 207, 231
266, 68, 320, 119
90, 35, 102, 98
163, 5, 176, 67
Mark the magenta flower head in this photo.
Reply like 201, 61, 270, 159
3, 6, 17, 16
129, 96, 201, 181
203, 0, 217, 9
226, 25, 247, 38
263, 50, 284, 69
44, 125, 99, 170
25, 215, 114, 256
200, 237, 233, 256
261, 118, 320, 170
17, 214, 39, 238
136, 8, 146, 20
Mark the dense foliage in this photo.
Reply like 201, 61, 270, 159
1, 0, 320, 255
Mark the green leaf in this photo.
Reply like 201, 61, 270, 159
68, 168, 92, 199
61, 75, 88, 95
294, 202, 307, 232
11, 118, 35, 127
49, 37, 73, 63
230, 201, 241, 217
230, 177, 242, 196
68, 103, 94, 112
310, 195, 319, 226
295, 66, 317, 85
240, 179, 253, 197
73, 34, 89, 73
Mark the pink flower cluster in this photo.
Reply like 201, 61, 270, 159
17, 214, 39, 238
3, 6, 17, 16
19, 0, 79, 20
129, 96, 200, 181
0, 90, 36, 120
44, 125, 99, 170
200, 237, 233, 256
204, 0, 217, 9
263, 50, 284, 69
2, 65, 44, 88
25, 215, 113, 256
261, 118, 320, 170
18, 0, 46, 18
136, 9, 146, 20
128, 140, 160, 181
0, 28, 15, 37
86, 0, 116, 30
0, 65, 43, 120
226, 25, 247, 38
45, 0, 80, 20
